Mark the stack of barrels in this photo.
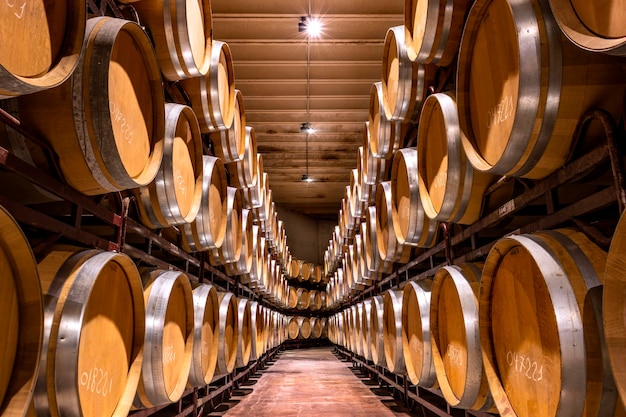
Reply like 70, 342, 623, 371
324, 0, 626, 305
0, 0, 299, 306
329, 225, 626, 415
0, 1, 322, 417
0, 201, 300, 416
326, 1, 626, 416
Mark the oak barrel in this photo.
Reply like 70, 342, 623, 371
605, 212, 626, 409
548, 0, 626, 56
390, 148, 439, 247
368, 82, 403, 158
224, 208, 253, 276
382, 26, 435, 121
136, 103, 203, 229
208, 187, 243, 266
16, 17, 165, 195
309, 317, 324, 339
457, 0, 626, 179
35, 247, 144, 417
480, 229, 615, 417
375, 181, 414, 263
383, 290, 406, 374
0, 0, 85, 98
225, 126, 258, 189
360, 299, 373, 361
210, 89, 246, 163
431, 264, 494, 411
402, 280, 437, 388
296, 288, 311, 310
215, 292, 238, 376
249, 301, 264, 360
188, 283, 219, 388
133, 0, 212, 80
179, 40, 236, 132
180, 155, 227, 252
134, 269, 193, 409
363, 207, 393, 278
0, 207, 43, 417
235, 298, 252, 368
417, 92, 494, 225
296, 317, 312, 340
404, 0, 472, 66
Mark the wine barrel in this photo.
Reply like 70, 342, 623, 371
548, 0, 626, 56
188, 283, 219, 387
404, 0, 472, 66
0, 0, 85, 98
382, 25, 435, 122
383, 290, 406, 374
235, 298, 252, 368
310, 264, 323, 284
417, 92, 494, 225
297, 317, 312, 340
287, 286, 298, 309
136, 103, 203, 229
35, 247, 144, 417
360, 299, 373, 361
247, 163, 266, 212
226, 126, 258, 189
605, 212, 626, 408
309, 317, 324, 339
249, 301, 263, 360
179, 40, 236, 132
209, 187, 243, 266
287, 317, 299, 340
431, 264, 494, 411
364, 207, 394, 277
309, 290, 323, 311
354, 303, 365, 356
210, 89, 246, 163
480, 229, 615, 417
224, 208, 253, 276
16, 17, 164, 195
244, 225, 265, 289
402, 280, 437, 388
375, 181, 414, 263
296, 288, 311, 310
361, 125, 391, 186
215, 292, 238, 376
390, 148, 439, 247
134, 269, 193, 409
457, 0, 626, 179
133, 0, 211, 81
0, 206, 42, 417
368, 82, 403, 158
181, 155, 228, 252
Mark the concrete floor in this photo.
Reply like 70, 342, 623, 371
208, 347, 415, 416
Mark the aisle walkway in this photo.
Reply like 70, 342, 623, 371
209, 347, 414, 417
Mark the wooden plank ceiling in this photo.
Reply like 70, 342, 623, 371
211, 0, 403, 219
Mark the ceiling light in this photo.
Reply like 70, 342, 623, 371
306, 18, 322, 37
297, 16, 323, 37
301, 174, 314, 182
300, 122, 314, 134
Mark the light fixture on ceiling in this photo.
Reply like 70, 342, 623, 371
300, 122, 314, 134
297, 16, 323, 37
301, 0, 317, 183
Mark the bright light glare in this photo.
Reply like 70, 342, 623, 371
305, 126, 315, 134
306, 18, 323, 37
304, 176, 314, 183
